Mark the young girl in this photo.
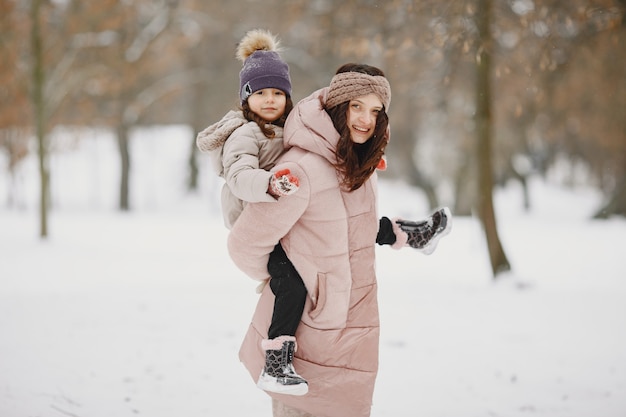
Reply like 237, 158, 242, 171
197, 31, 451, 398
196, 29, 309, 396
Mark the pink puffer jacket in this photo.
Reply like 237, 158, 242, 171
228, 88, 380, 417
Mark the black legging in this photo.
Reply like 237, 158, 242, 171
267, 243, 307, 339
266, 217, 397, 339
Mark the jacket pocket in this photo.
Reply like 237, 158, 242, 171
309, 272, 327, 320
304, 272, 350, 330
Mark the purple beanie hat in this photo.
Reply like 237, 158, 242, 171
237, 30, 292, 104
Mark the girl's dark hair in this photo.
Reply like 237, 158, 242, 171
240, 96, 294, 139
325, 63, 390, 191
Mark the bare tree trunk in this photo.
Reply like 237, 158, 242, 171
116, 124, 131, 211
187, 135, 199, 191
30, 0, 49, 238
453, 158, 475, 216
507, 157, 530, 211
594, 177, 626, 218
475, 0, 511, 278
187, 63, 206, 192
384, 95, 439, 209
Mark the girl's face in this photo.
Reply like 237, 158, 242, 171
346, 93, 383, 144
247, 88, 287, 122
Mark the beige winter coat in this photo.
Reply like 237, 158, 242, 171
196, 110, 285, 228
228, 88, 381, 417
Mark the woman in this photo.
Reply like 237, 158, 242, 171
228, 63, 449, 417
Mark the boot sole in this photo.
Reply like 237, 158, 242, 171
257, 373, 309, 396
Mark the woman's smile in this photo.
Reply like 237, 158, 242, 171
347, 93, 382, 144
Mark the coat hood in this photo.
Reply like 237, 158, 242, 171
196, 110, 247, 153
283, 87, 339, 166
196, 110, 247, 176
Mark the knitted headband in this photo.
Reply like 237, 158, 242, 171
325, 72, 391, 110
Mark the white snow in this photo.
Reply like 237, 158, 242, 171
1, 127, 625, 417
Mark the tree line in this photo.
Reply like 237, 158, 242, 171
1, 0, 624, 277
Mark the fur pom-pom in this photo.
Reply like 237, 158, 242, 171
236, 29, 280, 62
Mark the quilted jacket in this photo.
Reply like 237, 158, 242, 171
196, 110, 285, 228
228, 88, 381, 417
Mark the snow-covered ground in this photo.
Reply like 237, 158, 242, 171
1, 127, 625, 417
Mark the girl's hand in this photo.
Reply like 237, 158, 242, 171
268, 169, 300, 198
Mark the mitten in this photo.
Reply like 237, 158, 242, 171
268, 169, 300, 198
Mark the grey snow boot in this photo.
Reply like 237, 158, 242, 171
257, 336, 308, 396
394, 207, 452, 255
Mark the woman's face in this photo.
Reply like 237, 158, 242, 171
247, 88, 287, 122
346, 93, 383, 144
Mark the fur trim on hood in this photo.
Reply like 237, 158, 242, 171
196, 110, 246, 153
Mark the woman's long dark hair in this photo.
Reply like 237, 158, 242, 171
240, 96, 294, 139
325, 63, 390, 191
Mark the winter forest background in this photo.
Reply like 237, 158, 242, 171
1, 0, 626, 416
